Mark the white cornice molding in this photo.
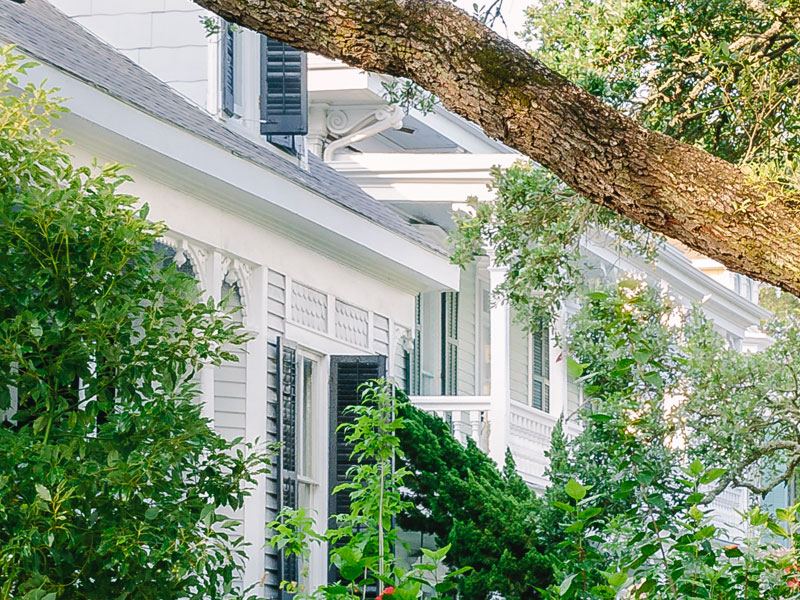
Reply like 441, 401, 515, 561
12, 60, 459, 294
582, 231, 770, 333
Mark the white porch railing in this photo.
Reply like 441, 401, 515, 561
409, 395, 491, 452
709, 486, 750, 537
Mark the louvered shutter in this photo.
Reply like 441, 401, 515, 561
328, 355, 387, 584
277, 338, 298, 596
328, 355, 387, 519
260, 36, 308, 135
221, 21, 236, 116
409, 294, 423, 396
531, 322, 550, 412
441, 292, 458, 396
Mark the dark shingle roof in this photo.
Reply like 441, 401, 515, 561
0, 0, 443, 254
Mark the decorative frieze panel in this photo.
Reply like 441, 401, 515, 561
335, 300, 369, 348
291, 282, 328, 333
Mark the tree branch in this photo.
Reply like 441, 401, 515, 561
194, 0, 800, 296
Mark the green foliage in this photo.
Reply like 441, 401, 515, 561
451, 163, 659, 326
269, 381, 467, 600
547, 464, 800, 599
396, 398, 555, 600
564, 279, 800, 497
525, 0, 800, 183
543, 282, 800, 599
381, 79, 438, 115
0, 47, 269, 598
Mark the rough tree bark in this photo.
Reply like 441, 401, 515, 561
194, 0, 800, 296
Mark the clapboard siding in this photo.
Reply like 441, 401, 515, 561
373, 313, 390, 357
567, 375, 582, 416
264, 270, 285, 599
394, 335, 409, 393
457, 266, 477, 396
214, 339, 247, 591
215, 347, 247, 441
509, 316, 529, 405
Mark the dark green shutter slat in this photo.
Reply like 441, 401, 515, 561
328, 355, 386, 584
531, 322, 550, 412
410, 294, 422, 395
277, 338, 298, 598
441, 292, 458, 396
328, 355, 386, 522
260, 36, 308, 135
221, 22, 235, 116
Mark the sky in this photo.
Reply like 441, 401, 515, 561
453, 0, 533, 48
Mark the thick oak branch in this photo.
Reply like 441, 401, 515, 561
194, 0, 800, 296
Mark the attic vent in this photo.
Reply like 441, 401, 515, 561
260, 37, 308, 136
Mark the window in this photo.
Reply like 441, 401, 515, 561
733, 273, 757, 303
298, 356, 316, 481
277, 342, 322, 595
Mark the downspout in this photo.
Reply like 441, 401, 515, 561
322, 106, 404, 162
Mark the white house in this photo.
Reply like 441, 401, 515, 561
0, 0, 775, 596
0, 0, 462, 595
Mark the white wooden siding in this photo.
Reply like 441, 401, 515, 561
373, 313, 391, 356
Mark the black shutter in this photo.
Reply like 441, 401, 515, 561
409, 294, 423, 396
277, 338, 298, 597
328, 355, 387, 522
221, 21, 236, 117
260, 36, 308, 135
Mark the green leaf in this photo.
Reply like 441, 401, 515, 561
776, 507, 795, 523
641, 371, 663, 387
586, 413, 613, 422
699, 468, 726, 484
566, 356, 584, 379
145, 507, 159, 520
606, 571, 627, 587
587, 292, 609, 300
565, 479, 587, 501
688, 459, 704, 477
35, 484, 51, 503
107, 449, 120, 468
552, 501, 575, 513
767, 521, 790, 538
559, 573, 577, 596
637, 579, 656, 596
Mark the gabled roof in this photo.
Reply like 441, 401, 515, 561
0, 0, 444, 255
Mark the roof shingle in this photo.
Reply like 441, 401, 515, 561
0, 0, 443, 254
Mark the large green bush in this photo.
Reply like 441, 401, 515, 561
0, 48, 267, 598
396, 400, 555, 599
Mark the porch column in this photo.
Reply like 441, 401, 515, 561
487, 253, 511, 466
